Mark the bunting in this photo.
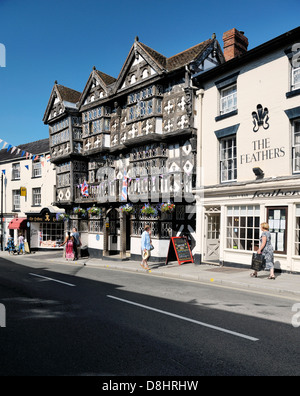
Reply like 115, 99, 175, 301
0, 138, 51, 162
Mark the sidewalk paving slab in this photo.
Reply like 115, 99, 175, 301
0, 251, 299, 299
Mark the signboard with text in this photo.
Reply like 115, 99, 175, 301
165, 237, 194, 265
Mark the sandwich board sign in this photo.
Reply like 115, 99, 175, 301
165, 236, 193, 265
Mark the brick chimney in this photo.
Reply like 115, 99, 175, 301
223, 28, 249, 61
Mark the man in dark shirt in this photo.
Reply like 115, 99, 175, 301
72, 227, 81, 260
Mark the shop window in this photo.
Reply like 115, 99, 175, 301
295, 205, 300, 255
220, 136, 237, 183
39, 222, 64, 248
226, 206, 260, 251
267, 207, 288, 254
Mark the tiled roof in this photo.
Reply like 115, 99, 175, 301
56, 84, 81, 103
138, 42, 167, 69
95, 70, 117, 86
166, 39, 212, 71
0, 138, 49, 162
139, 38, 213, 72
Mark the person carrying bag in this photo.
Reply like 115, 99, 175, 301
250, 222, 275, 279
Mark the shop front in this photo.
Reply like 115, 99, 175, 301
7, 217, 28, 250
201, 181, 300, 273
26, 206, 65, 250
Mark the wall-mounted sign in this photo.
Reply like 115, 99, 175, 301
252, 104, 269, 132
20, 187, 27, 197
27, 208, 58, 223
252, 189, 300, 199
240, 137, 285, 165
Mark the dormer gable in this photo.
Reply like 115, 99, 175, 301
43, 82, 81, 124
114, 37, 167, 93
78, 67, 116, 109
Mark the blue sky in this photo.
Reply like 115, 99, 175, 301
0, 0, 299, 146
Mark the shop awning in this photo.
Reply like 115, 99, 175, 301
8, 217, 27, 230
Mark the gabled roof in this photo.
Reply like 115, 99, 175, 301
94, 70, 117, 86
166, 39, 213, 71
192, 25, 300, 83
43, 83, 81, 124
56, 84, 81, 103
0, 138, 49, 162
78, 68, 117, 108
113, 37, 221, 93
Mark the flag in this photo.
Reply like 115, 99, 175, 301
121, 170, 128, 202
81, 180, 89, 197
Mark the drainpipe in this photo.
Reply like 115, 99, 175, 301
196, 88, 204, 189
194, 88, 204, 264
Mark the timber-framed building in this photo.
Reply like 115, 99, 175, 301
43, 35, 224, 261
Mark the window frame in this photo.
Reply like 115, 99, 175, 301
32, 187, 41, 207
32, 161, 42, 178
12, 163, 20, 180
292, 65, 300, 91
226, 205, 260, 251
13, 189, 20, 211
292, 118, 300, 173
220, 83, 237, 116
266, 206, 288, 255
219, 135, 237, 183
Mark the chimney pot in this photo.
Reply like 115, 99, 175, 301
223, 28, 249, 61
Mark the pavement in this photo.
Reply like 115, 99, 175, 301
1, 250, 300, 299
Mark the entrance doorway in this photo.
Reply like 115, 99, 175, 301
205, 209, 220, 263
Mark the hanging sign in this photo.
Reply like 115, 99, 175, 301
165, 237, 193, 265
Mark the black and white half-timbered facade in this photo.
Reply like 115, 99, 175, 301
43, 35, 224, 261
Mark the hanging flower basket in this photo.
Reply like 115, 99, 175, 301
73, 207, 86, 217
120, 203, 134, 214
141, 203, 158, 217
87, 206, 101, 216
159, 202, 176, 214
56, 213, 70, 222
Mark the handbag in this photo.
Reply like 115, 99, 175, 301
251, 253, 266, 272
